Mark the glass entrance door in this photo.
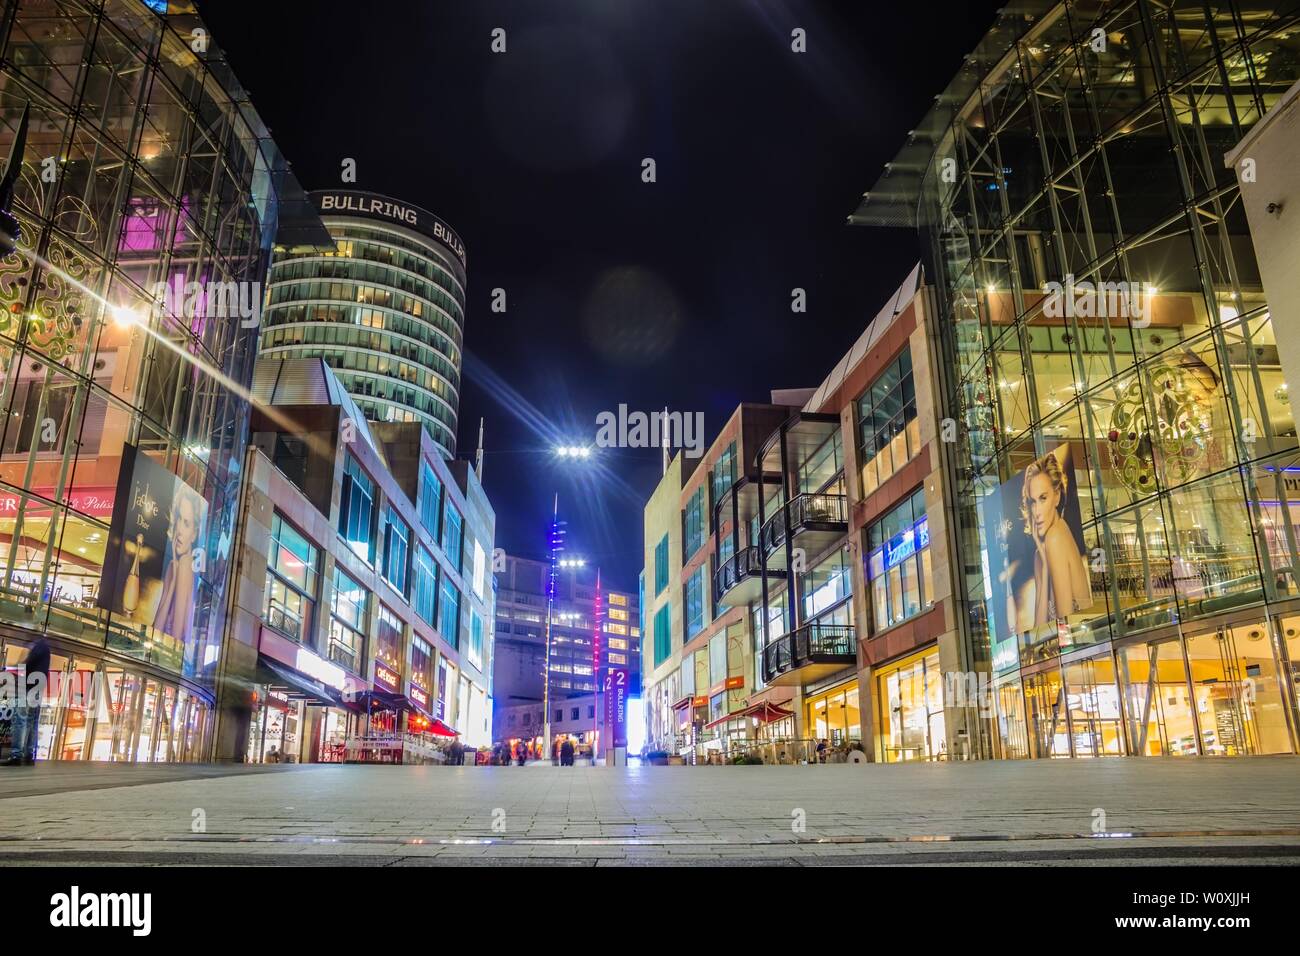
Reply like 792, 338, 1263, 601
1120, 639, 1198, 756
1024, 666, 1068, 757
1185, 624, 1291, 755
1064, 655, 1124, 756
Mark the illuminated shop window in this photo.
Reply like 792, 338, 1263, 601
264, 514, 319, 642
865, 489, 931, 633
856, 348, 918, 498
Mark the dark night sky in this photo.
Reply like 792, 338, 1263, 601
198, 0, 1003, 590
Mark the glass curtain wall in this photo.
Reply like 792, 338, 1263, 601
912, 0, 1300, 757
0, 2, 287, 759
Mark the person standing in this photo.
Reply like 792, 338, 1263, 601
560, 738, 574, 767
4, 638, 50, 766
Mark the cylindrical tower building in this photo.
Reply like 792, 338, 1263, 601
261, 189, 467, 458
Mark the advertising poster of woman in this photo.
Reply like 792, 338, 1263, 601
100, 445, 208, 650
982, 444, 1093, 668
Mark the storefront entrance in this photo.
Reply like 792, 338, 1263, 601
1, 637, 210, 763
805, 682, 860, 749
874, 646, 946, 762
994, 614, 1300, 758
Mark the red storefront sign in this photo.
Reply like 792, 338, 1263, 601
0, 487, 116, 518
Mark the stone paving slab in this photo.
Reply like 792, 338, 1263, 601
0, 757, 1297, 864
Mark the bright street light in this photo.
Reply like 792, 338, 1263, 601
555, 445, 591, 459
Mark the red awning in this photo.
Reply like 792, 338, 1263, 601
428, 718, 458, 738
671, 695, 694, 711
704, 710, 745, 730
715, 701, 794, 727
408, 712, 459, 737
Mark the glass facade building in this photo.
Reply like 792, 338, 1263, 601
855, 0, 1300, 757
0, 1, 310, 761
261, 189, 467, 458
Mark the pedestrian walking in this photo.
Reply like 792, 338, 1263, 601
560, 738, 574, 766
4, 638, 49, 766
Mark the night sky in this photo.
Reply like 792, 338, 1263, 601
198, 0, 1004, 590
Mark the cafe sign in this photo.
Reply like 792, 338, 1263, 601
409, 683, 430, 709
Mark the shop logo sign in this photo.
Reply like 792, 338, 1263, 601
49, 886, 151, 936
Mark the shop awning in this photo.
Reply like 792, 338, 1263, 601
428, 718, 458, 738
671, 695, 694, 711
405, 710, 459, 737
257, 655, 346, 708
713, 701, 795, 728
703, 710, 744, 730
350, 686, 411, 712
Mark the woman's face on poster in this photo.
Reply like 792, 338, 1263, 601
174, 496, 198, 553
1025, 471, 1060, 541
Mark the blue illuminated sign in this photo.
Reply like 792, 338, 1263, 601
883, 516, 929, 572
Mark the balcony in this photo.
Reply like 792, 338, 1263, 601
713, 546, 778, 608
265, 603, 304, 643
760, 492, 848, 562
761, 622, 856, 686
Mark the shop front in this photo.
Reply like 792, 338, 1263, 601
874, 645, 946, 762
805, 679, 861, 750
246, 630, 353, 764
1, 634, 211, 763
990, 613, 1300, 759
405, 681, 459, 763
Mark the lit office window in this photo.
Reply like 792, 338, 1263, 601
340, 455, 376, 563
264, 514, 319, 642
865, 489, 932, 633
329, 568, 367, 672
381, 505, 410, 596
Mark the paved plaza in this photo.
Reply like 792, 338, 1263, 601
1, 757, 1298, 865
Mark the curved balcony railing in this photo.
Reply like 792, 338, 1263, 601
761, 622, 856, 683
760, 492, 848, 556
712, 546, 766, 604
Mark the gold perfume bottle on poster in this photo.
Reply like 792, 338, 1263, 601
122, 533, 143, 614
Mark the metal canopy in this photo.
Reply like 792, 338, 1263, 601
755, 412, 840, 475
846, 1, 1051, 229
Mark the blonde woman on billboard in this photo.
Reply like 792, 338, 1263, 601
1020, 449, 1091, 627
153, 486, 202, 645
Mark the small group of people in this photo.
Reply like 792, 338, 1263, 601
445, 740, 468, 765
3, 638, 50, 767
492, 741, 531, 765
490, 738, 581, 766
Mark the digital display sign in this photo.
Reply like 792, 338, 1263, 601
604, 667, 628, 749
